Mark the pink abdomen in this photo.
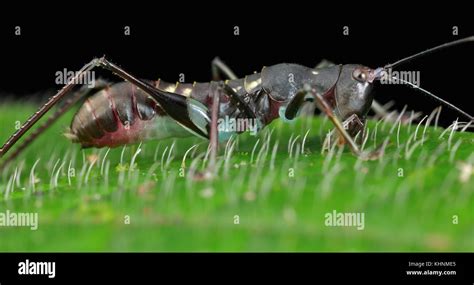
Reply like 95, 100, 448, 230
68, 81, 191, 148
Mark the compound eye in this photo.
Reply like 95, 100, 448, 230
352, 68, 367, 82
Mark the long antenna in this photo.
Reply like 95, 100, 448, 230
391, 77, 473, 121
385, 36, 474, 69
377, 36, 474, 121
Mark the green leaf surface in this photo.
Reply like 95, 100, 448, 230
0, 103, 473, 251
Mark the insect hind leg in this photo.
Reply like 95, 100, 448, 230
0, 59, 100, 169
0, 80, 111, 170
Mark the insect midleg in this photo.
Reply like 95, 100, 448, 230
210, 58, 257, 120
212, 57, 238, 81
95, 58, 240, 179
207, 82, 221, 174
215, 57, 366, 156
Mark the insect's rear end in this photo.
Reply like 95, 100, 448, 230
68, 81, 193, 148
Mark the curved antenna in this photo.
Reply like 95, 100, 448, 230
375, 36, 474, 121
385, 36, 474, 69
391, 76, 473, 121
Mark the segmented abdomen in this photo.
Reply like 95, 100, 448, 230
69, 81, 196, 148
69, 72, 278, 148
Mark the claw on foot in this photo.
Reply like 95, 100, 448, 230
189, 169, 214, 181
359, 140, 390, 161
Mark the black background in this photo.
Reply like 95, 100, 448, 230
0, 6, 473, 283
0, 7, 472, 127
0, 252, 472, 283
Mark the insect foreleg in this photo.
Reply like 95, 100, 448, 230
342, 114, 365, 139
311, 88, 361, 154
301, 85, 384, 160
